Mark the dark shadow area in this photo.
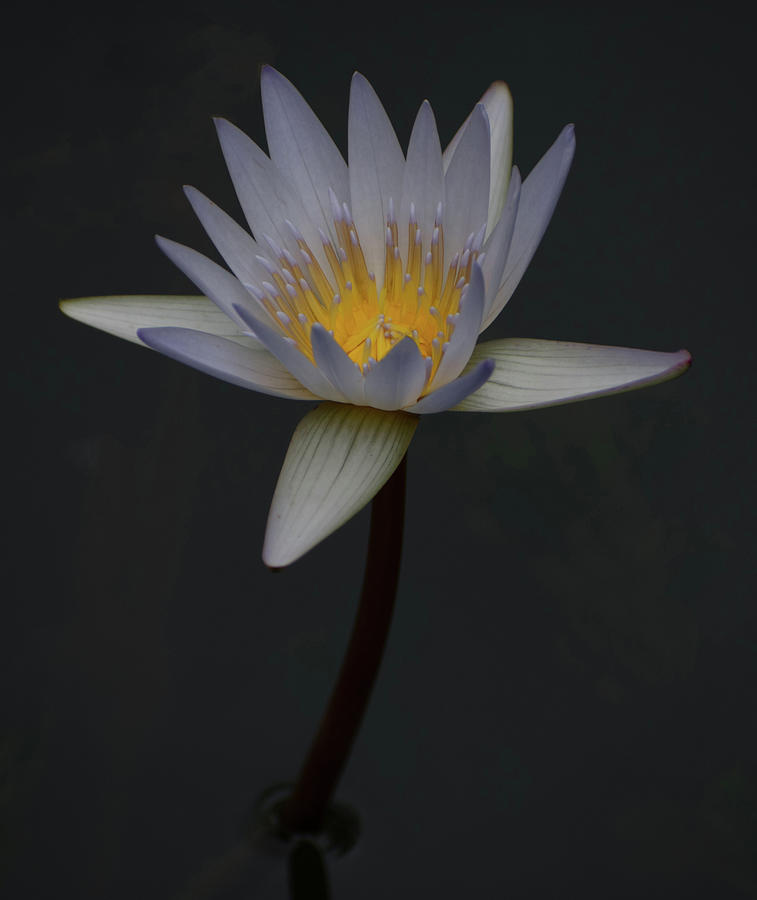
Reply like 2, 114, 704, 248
3, 4, 754, 898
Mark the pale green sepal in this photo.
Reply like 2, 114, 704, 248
263, 403, 418, 567
452, 339, 691, 412
59, 294, 263, 349
442, 81, 513, 237
481, 82, 513, 236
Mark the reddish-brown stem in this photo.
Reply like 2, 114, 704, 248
280, 454, 407, 834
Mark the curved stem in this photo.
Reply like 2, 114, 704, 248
280, 454, 407, 834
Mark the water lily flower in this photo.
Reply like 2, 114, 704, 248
61, 67, 690, 567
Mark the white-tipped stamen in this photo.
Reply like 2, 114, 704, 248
212, 142, 484, 391
256, 255, 278, 277
329, 187, 343, 223
284, 219, 304, 242
262, 233, 283, 260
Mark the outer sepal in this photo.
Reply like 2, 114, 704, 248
263, 402, 418, 567
58, 295, 260, 347
452, 339, 691, 412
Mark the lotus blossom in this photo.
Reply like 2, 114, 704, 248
61, 67, 690, 566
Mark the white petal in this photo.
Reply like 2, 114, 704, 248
428, 262, 485, 390
263, 402, 418, 567
399, 101, 444, 255
452, 339, 692, 412
58, 294, 263, 348
156, 235, 268, 333
183, 186, 271, 288
491, 124, 576, 319
348, 72, 405, 293
137, 327, 317, 399
232, 303, 346, 403
443, 105, 490, 267
310, 323, 366, 405
443, 81, 513, 236
405, 358, 495, 414
363, 337, 428, 410
261, 66, 349, 240
214, 117, 330, 275
481, 82, 514, 234
480, 167, 521, 331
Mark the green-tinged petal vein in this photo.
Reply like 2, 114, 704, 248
452, 339, 691, 412
59, 295, 263, 349
263, 403, 418, 567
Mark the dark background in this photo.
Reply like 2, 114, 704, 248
4, 4, 754, 898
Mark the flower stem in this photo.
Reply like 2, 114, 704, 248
280, 454, 407, 835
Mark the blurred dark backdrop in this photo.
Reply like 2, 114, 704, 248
3, 3, 754, 898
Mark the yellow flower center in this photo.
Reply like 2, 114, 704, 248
249, 194, 485, 384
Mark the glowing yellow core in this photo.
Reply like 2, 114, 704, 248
251, 195, 484, 385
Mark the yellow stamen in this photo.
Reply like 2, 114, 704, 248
252, 197, 483, 391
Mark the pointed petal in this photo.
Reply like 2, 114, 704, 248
232, 303, 346, 402
137, 327, 317, 399
480, 167, 521, 331
492, 124, 576, 318
399, 101, 444, 255
214, 117, 330, 274
348, 72, 405, 293
214, 117, 292, 240
58, 294, 263, 348
443, 104, 490, 267
363, 337, 428, 410
428, 262, 485, 390
156, 235, 268, 333
261, 66, 349, 238
310, 322, 366, 405
406, 358, 495, 414
183, 185, 271, 289
263, 402, 418, 566
443, 81, 513, 236
452, 339, 692, 412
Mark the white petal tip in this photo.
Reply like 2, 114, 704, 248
561, 124, 576, 150
135, 326, 156, 347
674, 349, 692, 370
260, 64, 285, 86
